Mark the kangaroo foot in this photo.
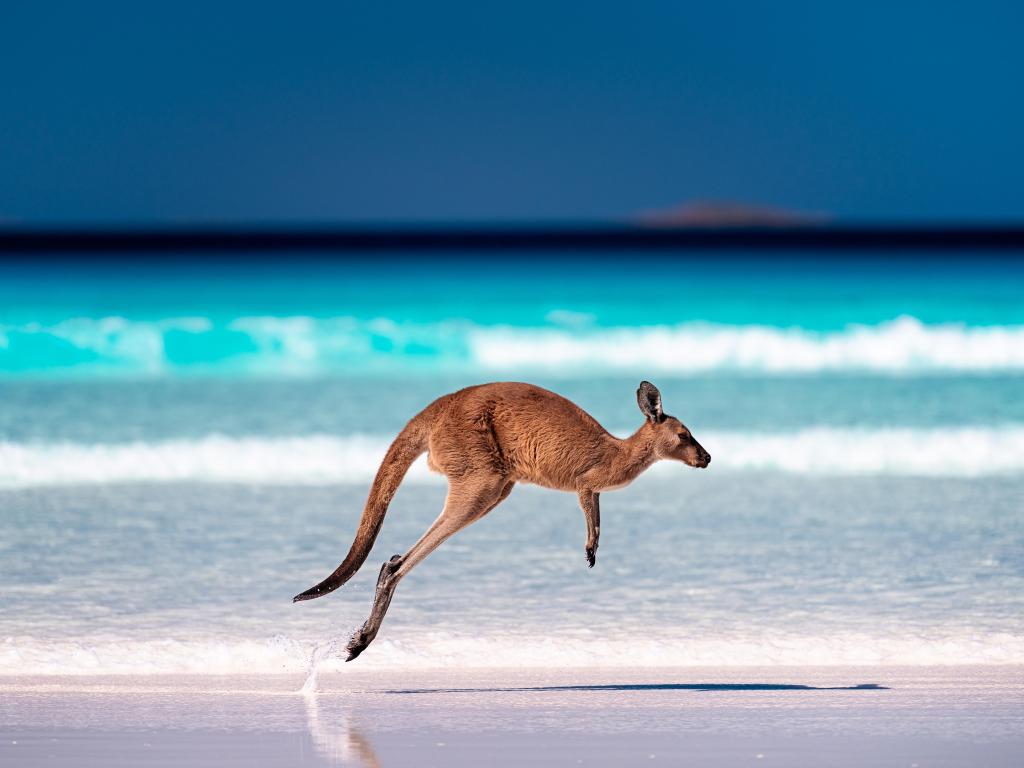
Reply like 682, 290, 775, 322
349, 555, 403, 662
585, 545, 597, 568
346, 623, 373, 662
375, 555, 402, 592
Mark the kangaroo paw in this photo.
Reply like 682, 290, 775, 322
585, 545, 597, 568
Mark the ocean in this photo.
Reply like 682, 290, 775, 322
1, 251, 1022, 675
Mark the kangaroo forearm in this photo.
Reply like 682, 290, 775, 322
578, 490, 601, 567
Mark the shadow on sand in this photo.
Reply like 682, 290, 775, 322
386, 682, 889, 694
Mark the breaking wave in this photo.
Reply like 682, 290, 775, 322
3, 628, 1022, 675
3, 315, 1024, 376
3, 426, 1024, 488
472, 316, 1024, 373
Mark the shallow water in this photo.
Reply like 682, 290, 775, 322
2, 473, 1022, 671
1, 251, 1022, 673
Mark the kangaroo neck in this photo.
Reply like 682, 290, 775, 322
605, 424, 659, 488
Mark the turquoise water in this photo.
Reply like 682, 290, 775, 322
1, 251, 1022, 673
3, 254, 1024, 378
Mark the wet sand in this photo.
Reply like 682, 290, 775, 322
2, 665, 1022, 766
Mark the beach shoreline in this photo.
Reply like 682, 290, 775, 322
3, 665, 1022, 766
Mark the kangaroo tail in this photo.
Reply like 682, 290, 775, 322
292, 410, 432, 602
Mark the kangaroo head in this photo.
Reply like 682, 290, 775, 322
636, 380, 711, 469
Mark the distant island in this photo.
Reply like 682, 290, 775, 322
637, 200, 830, 227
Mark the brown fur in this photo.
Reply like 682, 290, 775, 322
294, 381, 710, 661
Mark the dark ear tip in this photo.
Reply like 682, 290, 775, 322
639, 380, 661, 399
636, 380, 663, 421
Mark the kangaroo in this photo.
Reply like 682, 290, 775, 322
294, 380, 710, 661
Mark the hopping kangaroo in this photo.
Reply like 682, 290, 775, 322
294, 381, 710, 661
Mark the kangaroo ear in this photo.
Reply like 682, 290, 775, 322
636, 381, 663, 423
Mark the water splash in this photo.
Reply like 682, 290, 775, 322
300, 636, 348, 695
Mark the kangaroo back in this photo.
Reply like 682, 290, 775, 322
293, 407, 434, 602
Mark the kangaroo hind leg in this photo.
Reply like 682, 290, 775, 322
346, 476, 512, 661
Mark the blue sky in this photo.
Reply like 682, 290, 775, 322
1, 2, 1022, 224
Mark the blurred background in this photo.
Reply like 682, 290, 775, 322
4, 2, 1024, 223
1, 3, 1023, 674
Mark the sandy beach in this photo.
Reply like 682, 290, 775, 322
2, 665, 1022, 766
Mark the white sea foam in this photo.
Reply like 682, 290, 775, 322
2, 426, 1024, 488
3, 629, 1022, 675
0, 434, 423, 488
470, 316, 1024, 373
5, 314, 1024, 375
701, 426, 1024, 476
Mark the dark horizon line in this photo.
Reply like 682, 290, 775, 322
3, 222, 1024, 254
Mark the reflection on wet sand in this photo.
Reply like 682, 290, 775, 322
304, 693, 381, 768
